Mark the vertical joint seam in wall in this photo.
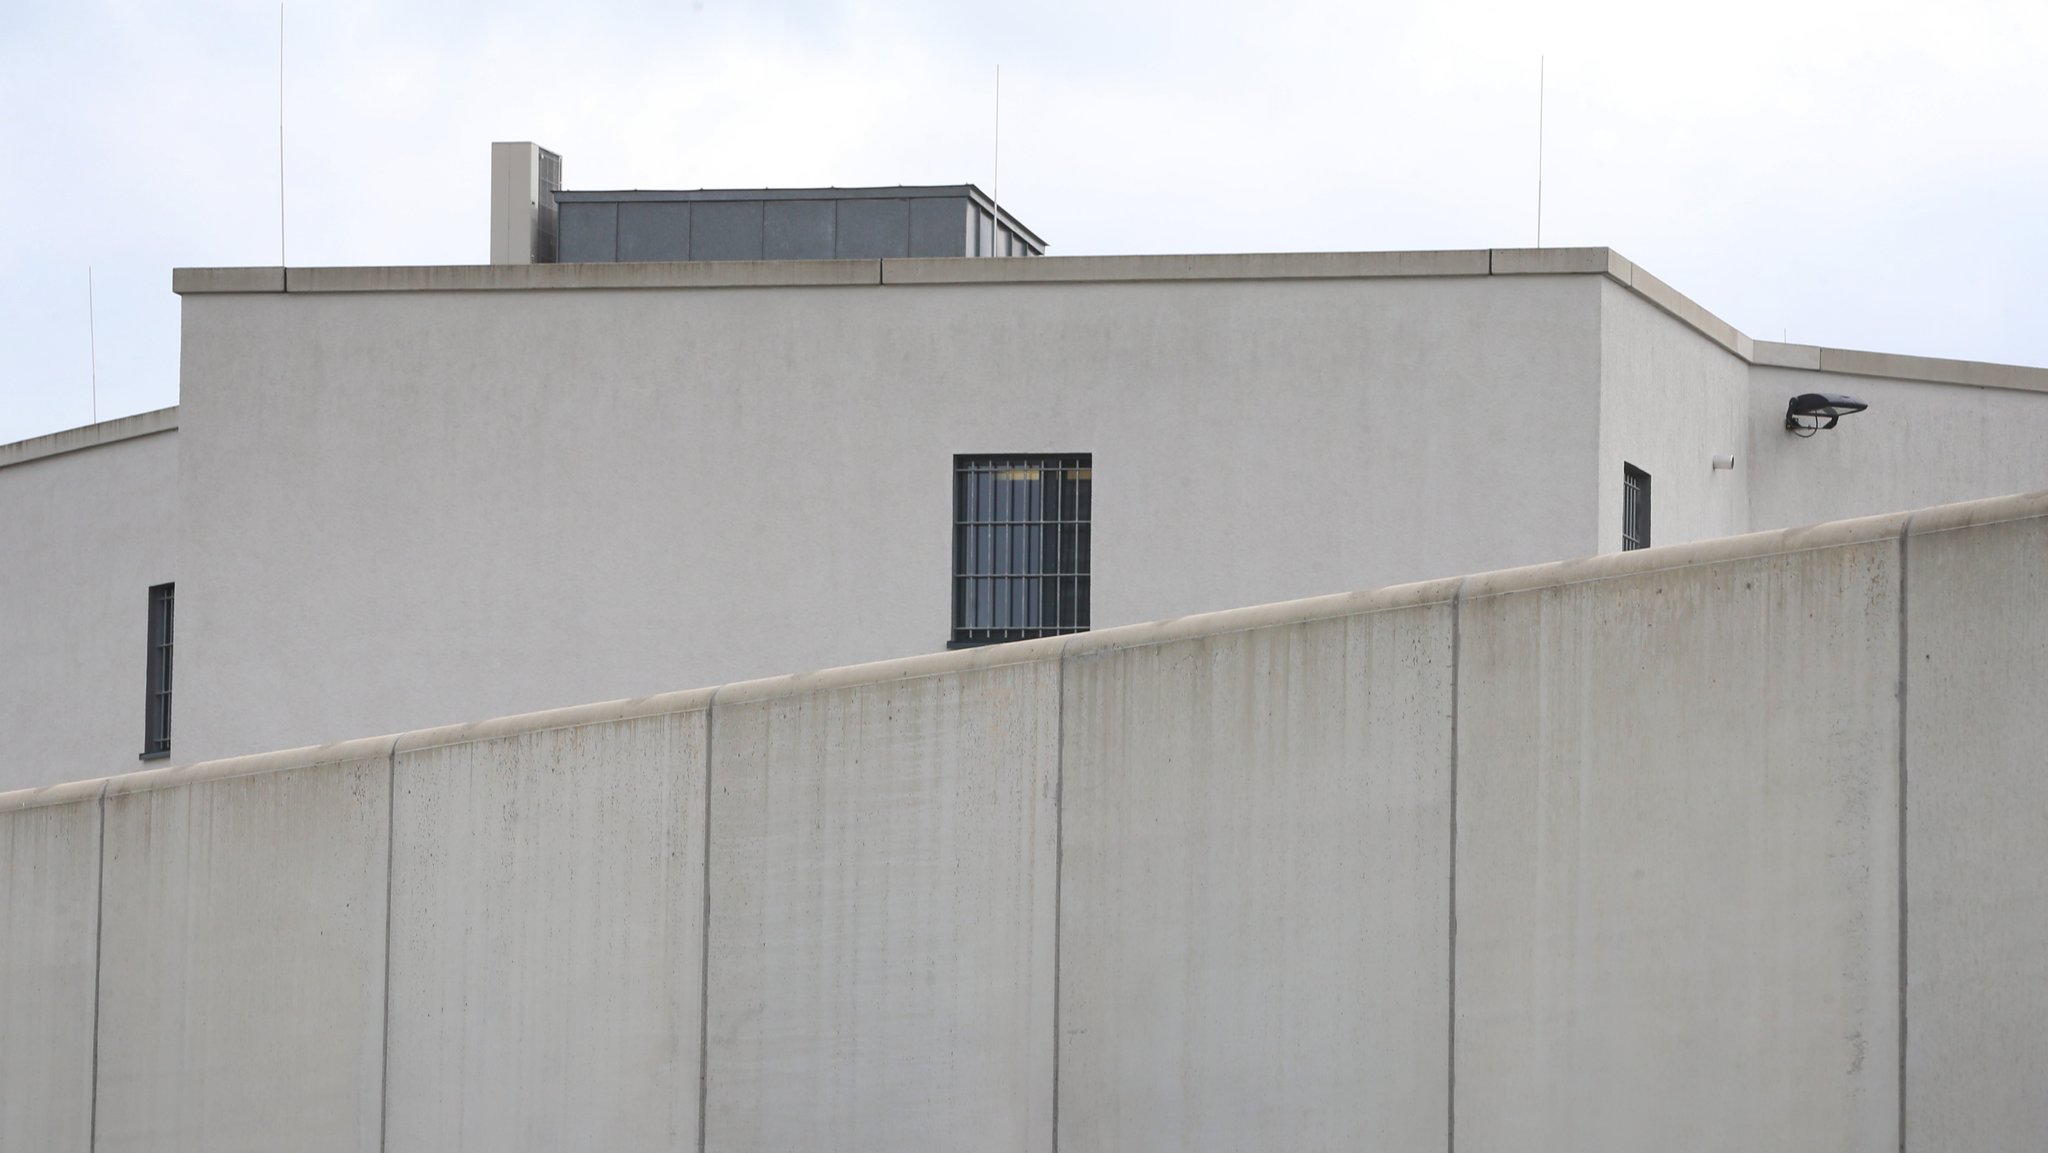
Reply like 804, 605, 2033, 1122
1447, 577, 1467, 1153
378, 735, 400, 1153
1051, 638, 1074, 1153
89, 776, 111, 1153
1896, 516, 1912, 1153
698, 686, 721, 1153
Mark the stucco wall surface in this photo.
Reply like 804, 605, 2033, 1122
1598, 280, 1751, 551
0, 424, 176, 792
703, 652, 1061, 1153
1056, 584, 1457, 1153
173, 274, 1602, 767
1902, 505, 2048, 1149
1747, 366, 2048, 532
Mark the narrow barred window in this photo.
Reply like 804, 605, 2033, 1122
1623, 464, 1651, 551
142, 582, 174, 758
952, 455, 1091, 646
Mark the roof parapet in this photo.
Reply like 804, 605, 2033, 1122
167, 248, 2048, 395
0, 406, 179, 471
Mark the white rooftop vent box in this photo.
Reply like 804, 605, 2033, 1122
490, 141, 562, 265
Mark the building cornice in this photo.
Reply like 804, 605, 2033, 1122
170, 250, 2048, 395
0, 406, 178, 470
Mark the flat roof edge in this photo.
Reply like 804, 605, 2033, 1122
955, 184, 1049, 248
555, 185, 985, 203
1811, 346, 2048, 395
174, 261, 889, 293
167, 248, 2048, 392
1745, 340, 2048, 394
884, 249, 1494, 284
171, 267, 284, 294
6, 488, 2040, 806
0, 406, 179, 470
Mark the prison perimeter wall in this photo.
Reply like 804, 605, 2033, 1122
4, 490, 2045, 1152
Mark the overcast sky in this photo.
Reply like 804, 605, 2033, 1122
3, 0, 2044, 444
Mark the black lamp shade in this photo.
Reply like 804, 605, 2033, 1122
1786, 392, 1870, 431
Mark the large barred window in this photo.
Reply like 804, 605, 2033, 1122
952, 455, 1091, 646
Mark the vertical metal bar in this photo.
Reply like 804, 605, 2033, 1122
142, 587, 155, 752
160, 587, 172, 748
161, 624, 172, 743
954, 459, 970, 641
1051, 464, 1064, 631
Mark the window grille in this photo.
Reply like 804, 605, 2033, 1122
953, 455, 1090, 645
1623, 464, 1651, 551
142, 583, 174, 758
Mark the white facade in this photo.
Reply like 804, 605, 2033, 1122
4, 249, 2047, 789
0, 410, 178, 789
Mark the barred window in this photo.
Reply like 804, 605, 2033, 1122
952, 455, 1090, 646
142, 582, 174, 759
1623, 463, 1651, 551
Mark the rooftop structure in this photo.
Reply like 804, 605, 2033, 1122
489, 141, 1044, 265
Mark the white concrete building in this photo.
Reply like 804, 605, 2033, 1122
4, 149, 2047, 791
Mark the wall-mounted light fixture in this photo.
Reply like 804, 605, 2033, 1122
1785, 392, 1869, 436
1711, 454, 1736, 470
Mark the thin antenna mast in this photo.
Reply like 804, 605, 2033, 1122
88, 267, 98, 423
279, 4, 287, 269
991, 64, 1002, 256
1536, 55, 1545, 248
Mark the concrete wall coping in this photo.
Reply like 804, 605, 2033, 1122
1459, 488, 2048, 602
169, 249, 2048, 394
1813, 346, 2048, 394
393, 686, 717, 754
882, 249, 1495, 283
1752, 340, 1825, 370
0, 406, 179, 470
174, 261, 886, 294
8, 486, 2039, 809
1902, 488, 2048, 537
714, 635, 1071, 708
171, 267, 285, 294
0, 776, 109, 814
1460, 509, 1918, 602
1061, 575, 1466, 660
99, 733, 404, 800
